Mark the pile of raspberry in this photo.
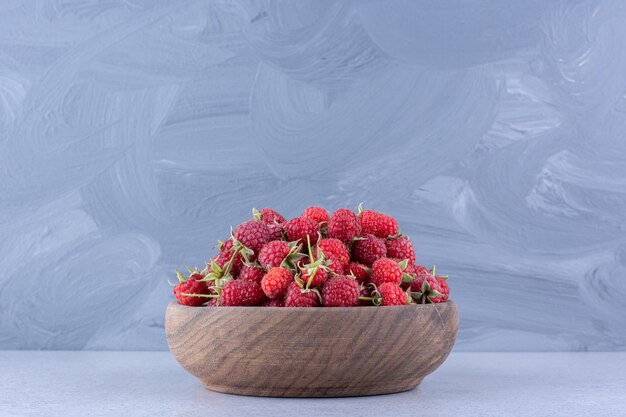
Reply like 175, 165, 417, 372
172, 205, 450, 307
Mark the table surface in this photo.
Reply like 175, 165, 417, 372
1, 351, 625, 417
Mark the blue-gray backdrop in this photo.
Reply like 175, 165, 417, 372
1, 0, 625, 351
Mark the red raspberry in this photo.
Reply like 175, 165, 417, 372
258, 240, 290, 268
344, 262, 370, 284
409, 268, 449, 303
284, 281, 320, 307
238, 264, 265, 285
212, 248, 243, 276
405, 264, 430, 278
359, 285, 373, 306
327, 208, 362, 241
312, 252, 343, 275
351, 234, 386, 266
284, 216, 320, 244
360, 209, 398, 238
219, 238, 233, 253
409, 273, 436, 294
370, 257, 403, 286
302, 206, 330, 224
432, 277, 450, 303
315, 238, 350, 274
385, 236, 416, 264
400, 264, 430, 289
377, 283, 407, 306
215, 238, 244, 275
322, 276, 361, 307
263, 298, 285, 307
316, 238, 350, 264
173, 272, 212, 306
261, 267, 293, 299
328, 258, 345, 274
234, 220, 271, 254
220, 280, 266, 306
255, 207, 286, 224
267, 222, 284, 241
301, 265, 328, 287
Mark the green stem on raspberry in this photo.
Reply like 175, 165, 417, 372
306, 235, 314, 259
306, 267, 318, 289
252, 207, 261, 221
304, 235, 320, 289
222, 252, 236, 276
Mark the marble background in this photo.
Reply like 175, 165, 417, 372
1, 0, 625, 351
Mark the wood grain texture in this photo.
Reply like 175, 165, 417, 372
165, 301, 458, 397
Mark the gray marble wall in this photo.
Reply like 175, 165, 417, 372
1, 0, 625, 351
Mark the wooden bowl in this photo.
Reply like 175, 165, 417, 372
165, 301, 458, 397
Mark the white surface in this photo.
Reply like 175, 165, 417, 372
1, 351, 625, 417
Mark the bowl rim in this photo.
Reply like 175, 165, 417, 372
167, 299, 456, 312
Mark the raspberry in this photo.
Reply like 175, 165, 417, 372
220, 280, 266, 306
302, 206, 330, 224
360, 209, 398, 238
267, 222, 284, 241
301, 265, 328, 287
385, 236, 416, 264
299, 236, 331, 287
406, 264, 430, 278
261, 267, 293, 299
253, 208, 284, 240
212, 249, 243, 276
322, 276, 361, 307
254, 207, 286, 224
170, 205, 452, 308
234, 220, 271, 254
377, 283, 407, 306
328, 258, 345, 274
258, 240, 303, 269
284, 216, 320, 244
400, 264, 430, 290
409, 267, 449, 304
351, 234, 386, 266
370, 257, 403, 287
214, 238, 244, 275
258, 240, 291, 268
359, 285, 374, 306
238, 264, 265, 285
327, 208, 362, 241
344, 262, 370, 284
284, 281, 320, 307
205, 248, 242, 285
173, 272, 212, 306
315, 238, 350, 274
409, 273, 437, 294
316, 238, 350, 264
432, 277, 450, 303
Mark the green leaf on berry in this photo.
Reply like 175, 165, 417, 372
401, 273, 414, 283
398, 259, 409, 270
